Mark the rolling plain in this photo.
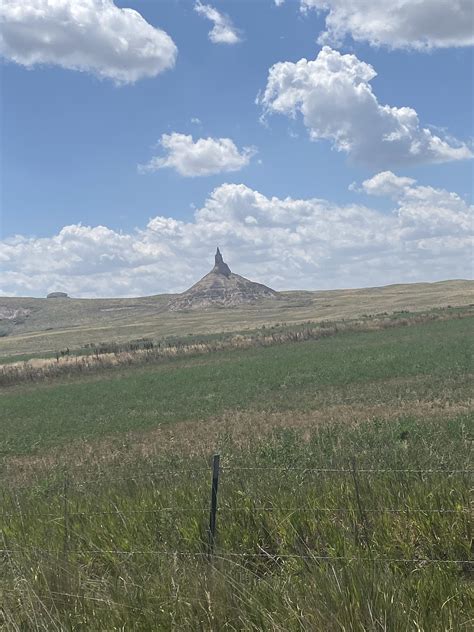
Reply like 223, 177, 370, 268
0, 281, 473, 630
1, 279, 472, 358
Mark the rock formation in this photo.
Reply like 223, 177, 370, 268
0, 306, 30, 321
168, 248, 277, 311
213, 247, 232, 277
47, 292, 69, 299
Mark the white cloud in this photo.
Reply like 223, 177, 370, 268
301, 0, 474, 50
258, 46, 472, 167
358, 171, 417, 198
360, 171, 473, 239
1, 175, 472, 297
138, 133, 256, 177
0, 0, 177, 83
194, 1, 241, 44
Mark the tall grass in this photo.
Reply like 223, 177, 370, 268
1, 416, 472, 630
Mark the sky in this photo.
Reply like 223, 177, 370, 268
0, 0, 473, 297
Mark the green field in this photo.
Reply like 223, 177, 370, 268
0, 314, 473, 630
1, 315, 472, 456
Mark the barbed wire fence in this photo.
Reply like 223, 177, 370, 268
1, 455, 472, 566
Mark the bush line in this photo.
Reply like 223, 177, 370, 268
1, 307, 471, 387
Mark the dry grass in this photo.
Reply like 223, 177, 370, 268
1, 306, 471, 386
2, 398, 471, 487
1, 279, 472, 358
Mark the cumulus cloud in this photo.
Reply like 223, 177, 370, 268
194, 1, 241, 44
0, 0, 177, 83
258, 46, 472, 167
138, 133, 256, 177
360, 171, 473, 239
301, 0, 474, 50
356, 171, 417, 198
1, 175, 472, 297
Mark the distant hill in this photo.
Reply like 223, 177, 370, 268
0, 279, 472, 359
169, 248, 277, 310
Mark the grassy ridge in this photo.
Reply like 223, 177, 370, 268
1, 279, 472, 358
0, 316, 472, 456
1, 307, 470, 385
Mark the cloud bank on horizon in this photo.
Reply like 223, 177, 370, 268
1, 172, 471, 298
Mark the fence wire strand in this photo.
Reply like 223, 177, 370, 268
1, 505, 470, 520
221, 467, 474, 474
1, 467, 472, 490
0, 547, 471, 565
2, 460, 471, 571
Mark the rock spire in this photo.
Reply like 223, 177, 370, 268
213, 247, 231, 277
168, 248, 277, 311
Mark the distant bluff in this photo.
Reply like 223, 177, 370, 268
47, 292, 69, 299
46, 292, 69, 298
168, 248, 278, 311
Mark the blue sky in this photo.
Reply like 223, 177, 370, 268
1, 0, 473, 297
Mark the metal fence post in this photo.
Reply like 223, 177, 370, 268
208, 454, 220, 560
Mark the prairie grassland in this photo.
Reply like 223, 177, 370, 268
0, 315, 472, 457
0, 314, 472, 630
1, 279, 472, 358
1, 306, 470, 386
